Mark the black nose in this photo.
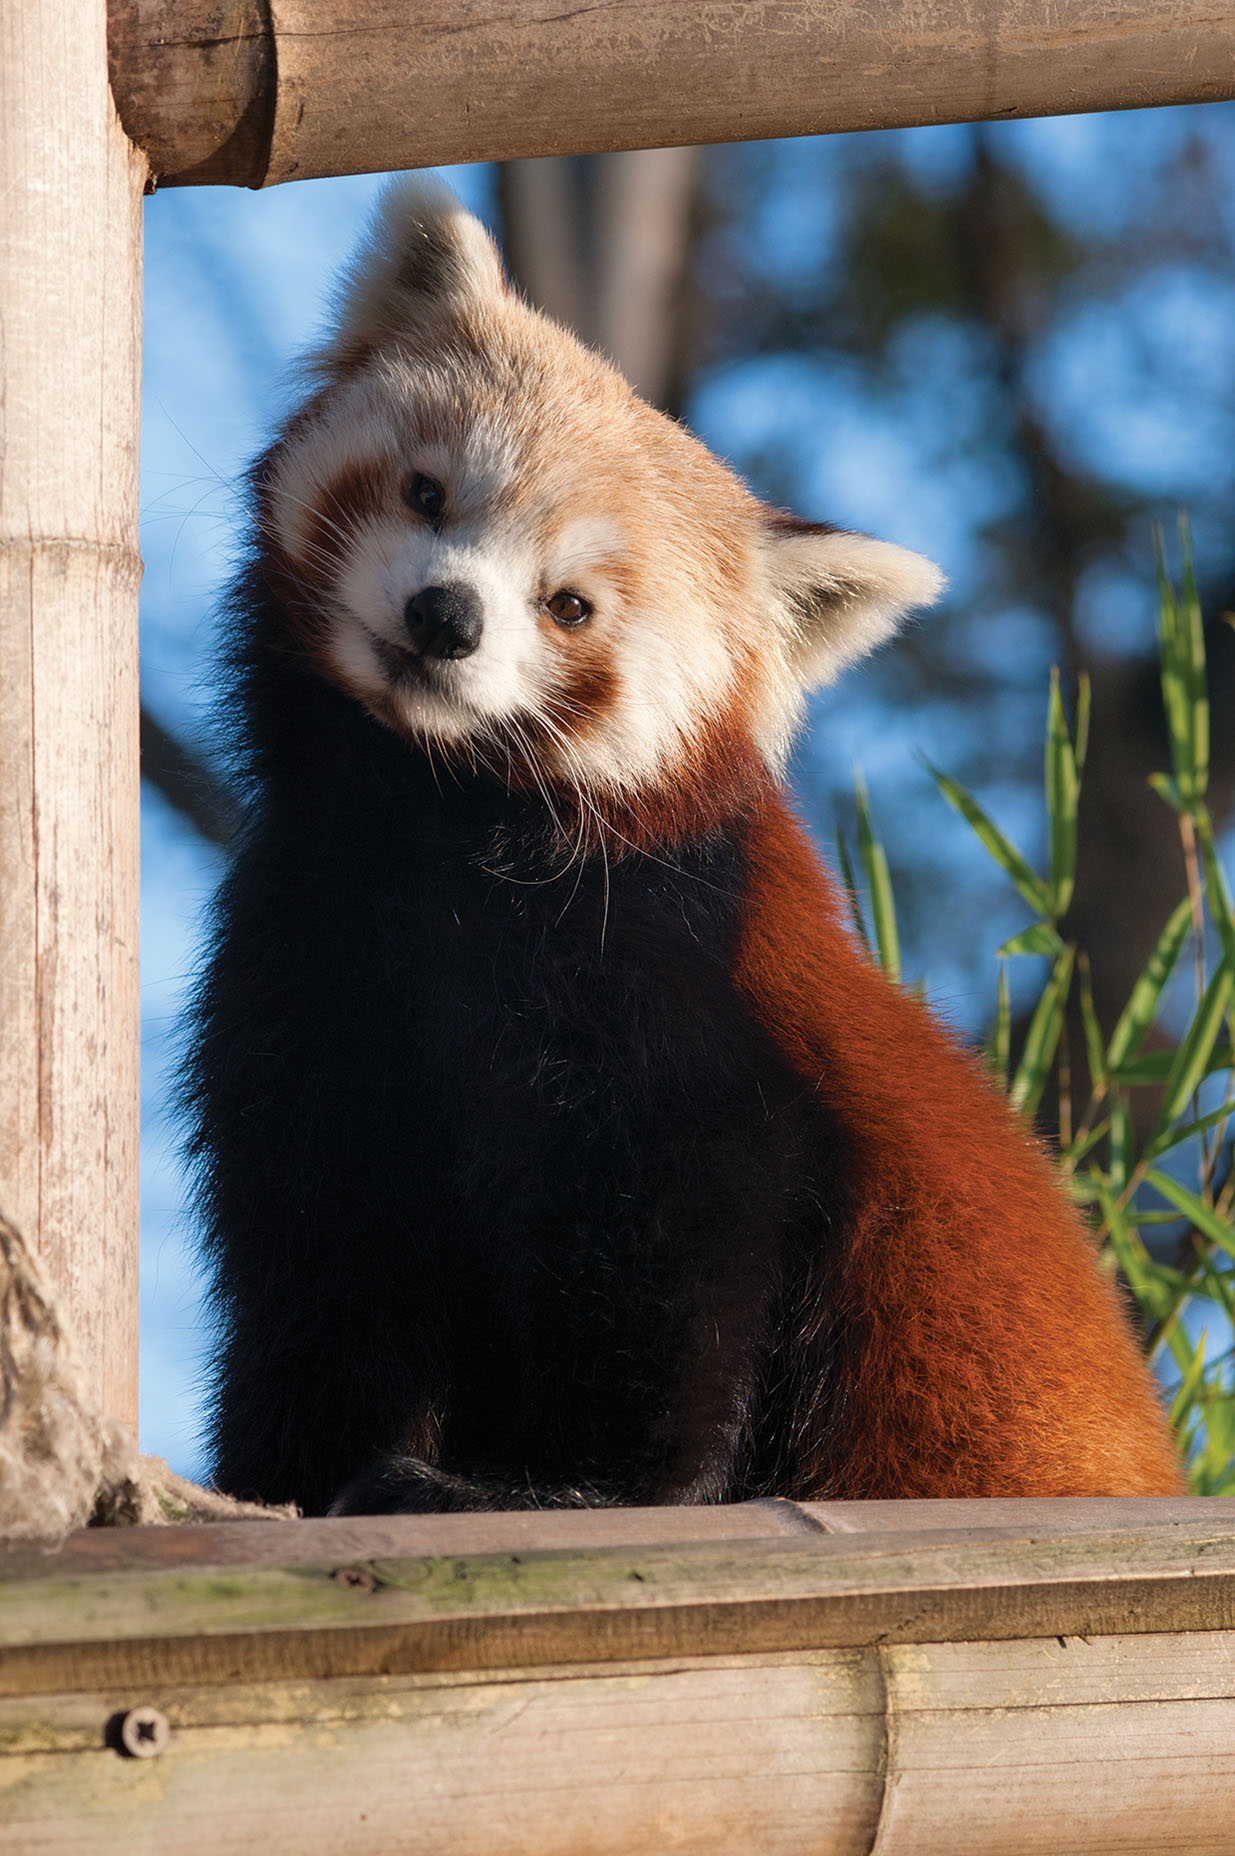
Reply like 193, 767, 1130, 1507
403, 583, 483, 660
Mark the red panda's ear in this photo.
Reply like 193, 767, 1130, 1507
760, 519, 945, 688
320, 173, 508, 368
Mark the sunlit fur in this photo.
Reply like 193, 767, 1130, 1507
261, 176, 942, 841
189, 177, 1183, 1516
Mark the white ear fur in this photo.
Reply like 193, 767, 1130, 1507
324, 173, 507, 361
762, 524, 945, 687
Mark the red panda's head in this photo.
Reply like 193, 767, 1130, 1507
261, 176, 942, 839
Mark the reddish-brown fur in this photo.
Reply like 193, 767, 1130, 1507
242, 180, 1185, 1506
735, 791, 1184, 1496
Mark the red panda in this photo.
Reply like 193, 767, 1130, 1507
187, 175, 1183, 1515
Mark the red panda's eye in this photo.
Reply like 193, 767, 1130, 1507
407, 474, 446, 524
545, 591, 592, 628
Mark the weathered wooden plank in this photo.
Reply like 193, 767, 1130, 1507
5, 1512, 1235, 1696
2, 1497, 1224, 1583
108, 1, 1235, 191
0, 1497, 815, 1581
874, 1634, 1235, 1854
4, 1637, 1235, 1854
2, 0, 146, 1433
0, 1655, 884, 1855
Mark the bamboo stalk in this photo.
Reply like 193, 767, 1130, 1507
3, 1501, 1234, 1855
0, 0, 147, 1431
109, 0, 1235, 191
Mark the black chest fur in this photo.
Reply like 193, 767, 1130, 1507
189, 653, 847, 1513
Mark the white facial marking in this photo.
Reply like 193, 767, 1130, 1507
544, 515, 627, 588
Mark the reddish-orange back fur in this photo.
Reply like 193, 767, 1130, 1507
736, 793, 1184, 1497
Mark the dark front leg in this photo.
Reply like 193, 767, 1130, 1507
329, 1458, 624, 1514
209, 1310, 448, 1516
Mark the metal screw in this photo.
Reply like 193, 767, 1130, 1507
332, 1564, 376, 1594
118, 1706, 171, 1759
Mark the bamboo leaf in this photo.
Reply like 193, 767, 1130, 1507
1073, 672, 1092, 782
1153, 958, 1234, 1136
1156, 537, 1191, 801
833, 822, 870, 955
1105, 897, 1194, 1071
1145, 1169, 1235, 1264
1077, 954, 1107, 1094
1111, 1045, 1234, 1087
1108, 1093, 1133, 1194
1178, 520, 1210, 804
1009, 946, 1075, 1117
1060, 1118, 1110, 1167
997, 922, 1065, 958
1194, 1246, 1235, 1329
1144, 1100, 1235, 1164
1169, 1328, 1209, 1428
1045, 667, 1079, 918
1156, 523, 1209, 807
854, 771, 901, 984
1097, 1181, 1175, 1325
1196, 814, 1235, 968
923, 758, 1052, 916
986, 962, 1011, 1087
1148, 771, 1183, 813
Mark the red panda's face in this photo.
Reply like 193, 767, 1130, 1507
262, 177, 943, 809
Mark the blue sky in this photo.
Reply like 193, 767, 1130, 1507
137, 117, 1235, 1474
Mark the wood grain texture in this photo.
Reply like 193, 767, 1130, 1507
6, 1509, 1235, 1852
108, 0, 271, 186
107, 0, 1235, 189
4, 1637, 1235, 1853
0, 1496, 1224, 1581
4, 1507, 1235, 1696
1, 0, 146, 1430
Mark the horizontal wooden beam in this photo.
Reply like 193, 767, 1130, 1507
3, 1499, 1234, 1694
4, 1500, 1235, 1853
109, 1, 1235, 190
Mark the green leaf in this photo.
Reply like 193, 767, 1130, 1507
1097, 1182, 1175, 1325
1105, 897, 1194, 1071
1110, 1046, 1234, 1087
854, 771, 901, 984
1169, 1328, 1209, 1428
1073, 672, 1092, 783
1108, 1093, 1133, 1194
1178, 521, 1211, 804
1060, 1118, 1110, 1167
833, 822, 870, 955
1156, 522, 1209, 807
1194, 1246, 1235, 1330
1077, 954, 1107, 1094
986, 962, 1011, 1087
1145, 1169, 1235, 1264
1148, 771, 1183, 813
923, 759, 1052, 917
1153, 958, 1234, 1136
997, 922, 1066, 958
1009, 946, 1075, 1118
1196, 814, 1235, 969
1144, 1100, 1235, 1164
1045, 667, 1079, 918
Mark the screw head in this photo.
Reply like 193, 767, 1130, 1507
119, 1706, 171, 1758
332, 1564, 377, 1594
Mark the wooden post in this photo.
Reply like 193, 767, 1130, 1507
110, 0, 1235, 189
0, 0, 147, 1431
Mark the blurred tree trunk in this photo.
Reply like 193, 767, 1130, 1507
954, 130, 1235, 1099
496, 148, 699, 413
